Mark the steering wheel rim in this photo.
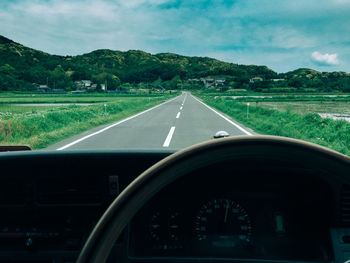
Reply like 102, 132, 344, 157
76, 135, 350, 263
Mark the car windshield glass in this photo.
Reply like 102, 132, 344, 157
1, 0, 350, 154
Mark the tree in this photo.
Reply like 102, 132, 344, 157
152, 77, 162, 87
0, 74, 16, 91
71, 66, 93, 81
92, 72, 121, 90
22, 66, 50, 84
0, 64, 16, 76
49, 65, 73, 90
169, 75, 182, 89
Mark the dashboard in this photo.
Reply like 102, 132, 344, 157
0, 150, 172, 263
129, 163, 334, 262
0, 140, 350, 263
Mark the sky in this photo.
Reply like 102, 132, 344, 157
1, 0, 350, 73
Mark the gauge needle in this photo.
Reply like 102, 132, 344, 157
224, 200, 229, 223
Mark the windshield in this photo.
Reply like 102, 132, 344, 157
1, 1, 350, 153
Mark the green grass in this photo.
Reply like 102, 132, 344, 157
0, 95, 175, 149
0, 92, 177, 104
200, 96, 350, 156
0, 104, 61, 115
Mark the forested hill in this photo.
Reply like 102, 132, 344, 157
0, 35, 275, 91
1, 35, 350, 92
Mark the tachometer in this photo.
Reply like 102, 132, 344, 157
149, 210, 183, 250
195, 199, 252, 248
150, 211, 161, 241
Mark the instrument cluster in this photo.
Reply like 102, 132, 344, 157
128, 166, 334, 261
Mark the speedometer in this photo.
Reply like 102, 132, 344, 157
195, 199, 252, 248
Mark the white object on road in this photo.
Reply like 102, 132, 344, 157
213, 130, 230, 139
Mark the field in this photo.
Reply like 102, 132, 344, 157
0, 93, 176, 149
250, 101, 350, 115
196, 90, 350, 99
200, 95, 350, 156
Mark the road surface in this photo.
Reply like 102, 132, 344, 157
46, 92, 254, 150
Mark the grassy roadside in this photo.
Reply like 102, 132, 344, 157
200, 96, 350, 156
0, 92, 174, 103
0, 95, 175, 149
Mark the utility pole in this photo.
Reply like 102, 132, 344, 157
247, 103, 250, 119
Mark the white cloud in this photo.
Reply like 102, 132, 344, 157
311, 51, 339, 65
1, 0, 350, 72
333, 0, 350, 4
118, 0, 170, 8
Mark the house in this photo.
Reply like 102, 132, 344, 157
187, 77, 226, 88
215, 79, 226, 86
88, 84, 98, 91
271, 79, 285, 82
74, 80, 92, 89
37, 85, 51, 93
201, 78, 215, 88
249, 77, 263, 83
186, 78, 201, 83
81, 80, 92, 87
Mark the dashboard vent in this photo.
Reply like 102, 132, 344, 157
36, 175, 105, 205
0, 179, 30, 205
341, 185, 350, 226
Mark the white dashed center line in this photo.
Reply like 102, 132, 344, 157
57, 96, 180, 150
176, 112, 181, 119
180, 106, 183, 110
163, 126, 176, 147
181, 93, 187, 105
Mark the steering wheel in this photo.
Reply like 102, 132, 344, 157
76, 135, 349, 262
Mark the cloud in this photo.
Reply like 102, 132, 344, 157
0, 0, 350, 72
333, 0, 350, 4
311, 51, 339, 66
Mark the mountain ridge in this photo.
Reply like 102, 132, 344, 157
1, 35, 350, 92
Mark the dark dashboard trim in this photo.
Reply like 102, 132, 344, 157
77, 136, 350, 263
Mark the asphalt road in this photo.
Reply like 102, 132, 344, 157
47, 92, 254, 150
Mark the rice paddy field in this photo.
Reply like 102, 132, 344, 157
248, 101, 350, 122
253, 101, 350, 114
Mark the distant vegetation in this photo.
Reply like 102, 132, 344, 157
2, 35, 350, 93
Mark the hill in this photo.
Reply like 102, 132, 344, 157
0, 35, 277, 91
1, 35, 350, 92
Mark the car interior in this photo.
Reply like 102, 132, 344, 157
1, 135, 350, 263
